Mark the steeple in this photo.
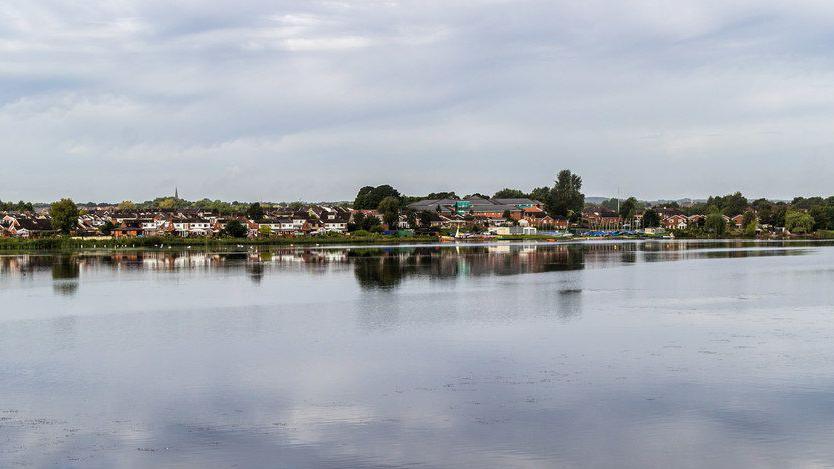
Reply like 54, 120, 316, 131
174, 186, 178, 200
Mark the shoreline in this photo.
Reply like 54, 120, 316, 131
0, 234, 827, 254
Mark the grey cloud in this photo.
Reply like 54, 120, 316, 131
1, 0, 834, 201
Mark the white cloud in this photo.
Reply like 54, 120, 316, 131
1, 0, 833, 201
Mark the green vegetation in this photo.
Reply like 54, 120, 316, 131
618, 197, 639, 219
50, 198, 79, 234
705, 192, 748, 217
642, 209, 661, 228
547, 169, 585, 221
247, 202, 264, 222
224, 220, 248, 238
493, 188, 527, 199
704, 212, 727, 238
117, 200, 136, 211
0, 200, 35, 212
353, 185, 401, 210
785, 210, 814, 234
377, 196, 401, 228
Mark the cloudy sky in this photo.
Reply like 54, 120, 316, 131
2, 1, 834, 202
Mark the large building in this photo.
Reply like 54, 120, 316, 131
407, 196, 544, 219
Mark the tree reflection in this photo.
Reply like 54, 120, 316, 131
351, 245, 587, 290
52, 255, 79, 296
352, 251, 404, 290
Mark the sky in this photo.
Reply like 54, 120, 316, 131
2, 0, 834, 203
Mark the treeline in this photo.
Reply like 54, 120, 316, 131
0, 200, 35, 212
109, 197, 309, 214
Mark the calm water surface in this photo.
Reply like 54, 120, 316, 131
2, 240, 834, 468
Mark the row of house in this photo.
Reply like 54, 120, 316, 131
0, 214, 55, 237
0, 196, 765, 239
407, 196, 570, 230
582, 206, 755, 232
107, 205, 352, 238
0, 205, 353, 239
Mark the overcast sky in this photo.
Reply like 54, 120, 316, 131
2, 1, 834, 202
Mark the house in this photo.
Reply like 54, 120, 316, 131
662, 214, 688, 230
582, 207, 622, 229
731, 214, 746, 228
171, 218, 212, 237
321, 215, 349, 233
548, 215, 570, 230
5, 217, 55, 238
112, 220, 144, 238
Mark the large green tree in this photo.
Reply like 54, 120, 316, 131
547, 170, 585, 220
247, 202, 264, 222
224, 220, 249, 238
707, 192, 749, 217
377, 196, 401, 229
493, 188, 526, 199
704, 212, 727, 238
354, 185, 401, 209
785, 210, 814, 234
361, 215, 382, 231
50, 198, 79, 234
619, 197, 638, 219
642, 209, 661, 228
528, 187, 550, 205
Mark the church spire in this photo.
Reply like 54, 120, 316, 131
174, 186, 178, 199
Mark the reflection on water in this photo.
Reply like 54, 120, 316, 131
0, 240, 816, 296
1, 240, 833, 468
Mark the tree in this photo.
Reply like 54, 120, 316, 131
529, 187, 550, 205
759, 202, 787, 227
377, 196, 401, 229
353, 186, 375, 208
353, 185, 401, 210
785, 210, 814, 234
619, 197, 638, 220
642, 209, 661, 228
493, 188, 526, 199
224, 220, 248, 238
247, 202, 264, 222
348, 212, 367, 232
707, 192, 748, 217
704, 212, 727, 238
809, 205, 830, 231
158, 198, 177, 209
741, 210, 757, 228
258, 225, 272, 237
601, 198, 619, 211
117, 200, 136, 211
362, 215, 382, 231
548, 170, 585, 220
426, 191, 458, 200
50, 198, 79, 234
419, 210, 436, 227
405, 209, 417, 229
99, 220, 116, 236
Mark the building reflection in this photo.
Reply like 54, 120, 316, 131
0, 240, 814, 296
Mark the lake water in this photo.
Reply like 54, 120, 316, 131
2, 240, 834, 468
